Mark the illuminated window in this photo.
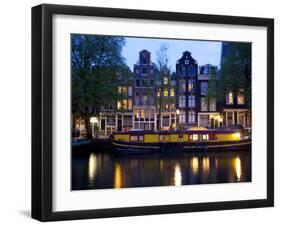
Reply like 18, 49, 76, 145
134, 111, 139, 121
118, 86, 122, 94
141, 109, 145, 119
117, 100, 122, 109
164, 88, 169, 97
122, 86, 127, 95
157, 88, 161, 97
139, 135, 144, 141
163, 77, 168, 85
170, 101, 175, 110
237, 89, 245, 105
131, 136, 138, 141
226, 89, 233, 104
170, 88, 175, 97
122, 99, 127, 109
189, 134, 198, 140
165, 103, 169, 110
188, 80, 194, 92
203, 134, 209, 140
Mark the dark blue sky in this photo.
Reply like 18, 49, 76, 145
122, 37, 222, 72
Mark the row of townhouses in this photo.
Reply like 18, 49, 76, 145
74, 45, 251, 138
92, 48, 251, 137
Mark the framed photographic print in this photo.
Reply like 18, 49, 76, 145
32, 4, 274, 221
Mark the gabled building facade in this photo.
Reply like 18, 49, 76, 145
176, 51, 199, 129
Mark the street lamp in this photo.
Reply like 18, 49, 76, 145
176, 109, 180, 131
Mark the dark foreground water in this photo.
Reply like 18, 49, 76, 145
72, 148, 251, 190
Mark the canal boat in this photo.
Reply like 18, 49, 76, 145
111, 127, 251, 153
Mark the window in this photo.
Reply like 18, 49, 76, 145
157, 88, 161, 97
117, 100, 121, 110
140, 109, 145, 120
179, 111, 186, 123
179, 95, 186, 108
227, 112, 234, 125
170, 88, 175, 97
164, 102, 169, 110
118, 86, 122, 94
188, 95, 195, 108
123, 116, 132, 127
180, 66, 186, 76
179, 79, 186, 92
142, 80, 148, 87
134, 110, 139, 121
142, 92, 148, 104
122, 86, 127, 95
210, 98, 216, 111
122, 99, 127, 109
188, 67, 196, 76
202, 134, 209, 140
135, 80, 140, 87
128, 86, 132, 96
188, 110, 195, 123
150, 79, 154, 87
128, 99, 132, 110
107, 116, 115, 126
162, 116, 170, 127
185, 60, 189, 65
237, 89, 245, 105
142, 58, 147, 65
141, 68, 148, 75
189, 134, 198, 141
201, 98, 208, 111
237, 111, 245, 125
130, 135, 138, 141
201, 82, 208, 94
199, 115, 209, 127
170, 101, 175, 110
164, 88, 169, 97
188, 80, 194, 92
226, 89, 233, 104
135, 92, 140, 103
163, 77, 168, 84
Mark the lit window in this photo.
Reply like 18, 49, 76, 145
141, 109, 145, 119
226, 89, 233, 104
203, 134, 209, 140
188, 80, 194, 92
237, 89, 245, 105
170, 88, 175, 97
117, 100, 121, 109
128, 99, 132, 110
179, 111, 186, 123
163, 77, 168, 85
131, 136, 138, 141
118, 86, 122, 94
134, 111, 139, 120
122, 99, 127, 109
165, 103, 169, 110
122, 87, 127, 95
189, 134, 198, 140
164, 88, 169, 97
157, 90, 161, 97
139, 135, 144, 141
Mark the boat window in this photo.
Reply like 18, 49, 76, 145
130, 135, 138, 142
139, 135, 144, 141
202, 134, 209, 140
189, 134, 199, 141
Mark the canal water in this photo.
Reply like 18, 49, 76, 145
72, 149, 251, 190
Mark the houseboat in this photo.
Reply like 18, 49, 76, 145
111, 127, 251, 153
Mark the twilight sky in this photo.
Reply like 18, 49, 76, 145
122, 37, 222, 72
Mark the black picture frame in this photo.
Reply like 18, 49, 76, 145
32, 3, 274, 222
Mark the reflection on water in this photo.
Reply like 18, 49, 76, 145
234, 157, 242, 182
174, 163, 182, 186
72, 150, 251, 190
